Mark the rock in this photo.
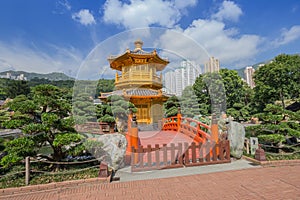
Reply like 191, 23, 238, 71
95, 134, 127, 170
227, 121, 245, 159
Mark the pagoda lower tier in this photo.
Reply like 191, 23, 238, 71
100, 88, 170, 124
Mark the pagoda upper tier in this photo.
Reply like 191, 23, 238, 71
108, 39, 169, 90
108, 39, 169, 71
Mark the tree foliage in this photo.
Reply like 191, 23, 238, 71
96, 79, 115, 97
246, 104, 300, 146
72, 80, 100, 124
193, 69, 249, 117
0, 137, 35, 168
163, 96, 180, 117
5, 80, 30, 98
254, 54, 300, 110
96, 95, 137, 132
1, 85, 83, 166
180, 86, 201, 118
28, 78, 74, 89
219, 69, 248, 108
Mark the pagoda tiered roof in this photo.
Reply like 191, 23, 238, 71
108, 39, 169, 71
100, 88, 171, 99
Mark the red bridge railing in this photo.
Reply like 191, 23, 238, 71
162, 110, 219, 144
127, 108, 227, 169
131, 140, 231, 172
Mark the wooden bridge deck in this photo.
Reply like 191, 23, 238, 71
138, 130, 194, 147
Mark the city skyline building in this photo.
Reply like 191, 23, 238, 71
0, 72, 27, 81
204, 57, 220, 73
164, 60, 201, 96
244, 66, 255, 88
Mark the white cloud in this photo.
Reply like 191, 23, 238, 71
59, 0, 71, 10
53, 0, 71, 14
273, 25, 300, 46
102, 0, 196, 29
0, 41, 83, 77
174, 0, 197, 9
212, 1, 242, 22
159, 19, 261, 67
101, 0, 259, 67
72, 9, 96, 26
0, 58, 15, 71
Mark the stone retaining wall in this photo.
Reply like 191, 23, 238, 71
242, 156, 300, 167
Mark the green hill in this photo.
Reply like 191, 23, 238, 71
0, 70, 74, 81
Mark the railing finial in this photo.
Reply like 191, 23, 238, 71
212, 113, 217, 125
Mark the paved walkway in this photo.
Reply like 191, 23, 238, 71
116, 159, 259, 182
2, 164, 300, 200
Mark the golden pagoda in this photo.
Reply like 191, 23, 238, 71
100, 39, 170, 124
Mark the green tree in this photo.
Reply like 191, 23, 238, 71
246, 104, 300, 147
72, 92, 96, 124
0, 79, 7, 99
72, 80, 99, 124
254, 54, 300, 110
180, 86, 201, 118
0, 109, 10, 129
219, 69, 248, 108
96, 95, 137, 132
96, 79, 114, 98
0, 137, 35, 168
1, 85, 83, 167
5, 80, 30, 98
193, 69, 251, 118
28, 78, 75, 89
193, 74, 211, 115
193, 72, 226, 115
163, 95, 180, 117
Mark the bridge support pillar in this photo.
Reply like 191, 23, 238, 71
125, 110, 139, 165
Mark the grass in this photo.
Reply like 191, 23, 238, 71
243, 149, 300, 161
0, 166, 100, 189
265, 152, 300, 161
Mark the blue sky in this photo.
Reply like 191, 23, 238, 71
0, 0, 299, 79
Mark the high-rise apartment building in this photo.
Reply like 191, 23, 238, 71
164, 60, 201, 96
204, 57, 220, 73
244, 66, 255, 88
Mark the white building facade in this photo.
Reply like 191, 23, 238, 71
164, 60, 201, 96
244, 66, 255, 88
204, 57, 220, 73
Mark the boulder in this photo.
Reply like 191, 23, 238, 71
95, 134, 127, 170
227, 121, 245, 159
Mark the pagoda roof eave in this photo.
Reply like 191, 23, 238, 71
108, 52, 169, 71
99, 89, 171, 100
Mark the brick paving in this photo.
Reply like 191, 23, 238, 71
2, 165, 300, 200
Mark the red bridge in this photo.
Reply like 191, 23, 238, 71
126, 111, 231, 172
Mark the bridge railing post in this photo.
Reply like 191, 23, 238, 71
177, 107, 181, 132
196, 122, 202, 141
125, 109, 133, 165
211, 113, 219, 156
131, 114, 139, 164
211, 113, 219, 143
